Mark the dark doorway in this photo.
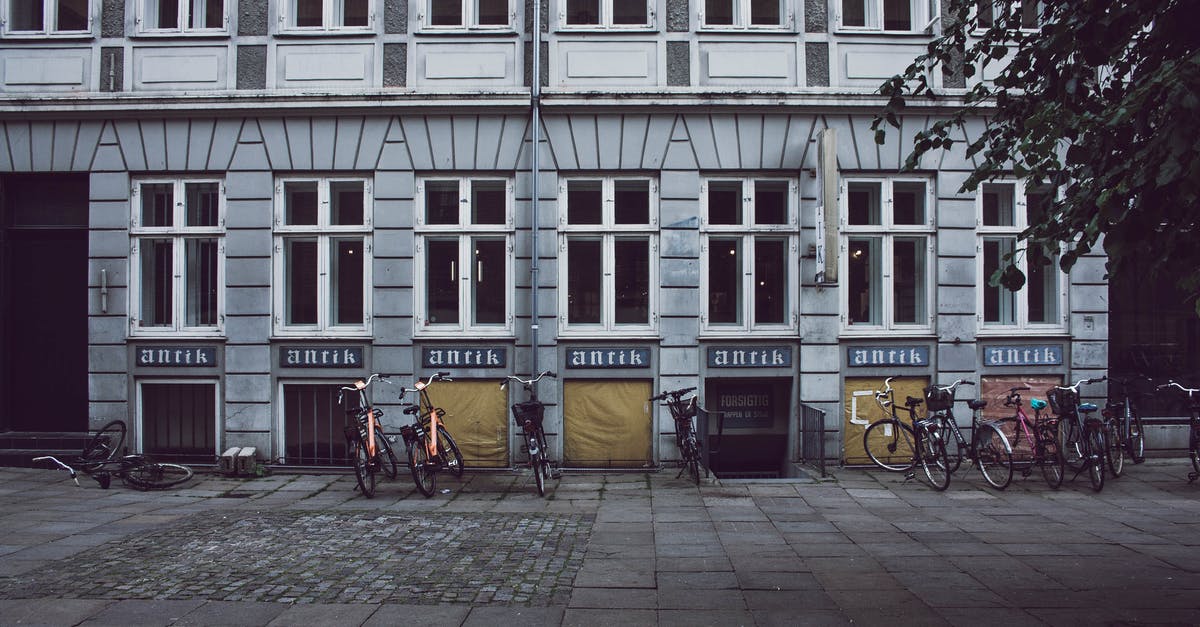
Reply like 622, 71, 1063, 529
1, 175, 89, 432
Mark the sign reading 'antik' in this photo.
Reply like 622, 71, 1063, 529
706, 346, 793, 368
280, 346, 364, 368
847, 346, 930, 367
984, 344, 1064, 366
136, 346, 217, 367
421, 347, 507, 368
566, 348, 651, 368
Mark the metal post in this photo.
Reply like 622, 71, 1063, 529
529, 0, 542, 400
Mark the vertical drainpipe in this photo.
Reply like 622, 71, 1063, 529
529, 0, 542, 398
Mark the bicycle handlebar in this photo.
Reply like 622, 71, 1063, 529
1054, 376, 1107, 393
33, 456, 80, 486
500, 370, 557, 389
1158, 380, 1200, 396
649, 387, 697, 402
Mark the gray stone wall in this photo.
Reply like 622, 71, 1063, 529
238, 0, 269, 36
237, 46, 267, 90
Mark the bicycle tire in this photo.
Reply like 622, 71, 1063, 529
1060, 419, 1083, 469
531, 443, 546, 497
1085, 427, 1106, 492
1038, 425, 1065, 490
436, 426, 465, 478
974, 423, 1013, 490
684, 434, 701, 484
81, 420, 127, 471
351, 438, 376, 498
1128, 411, 1145, 464
407, 438, 436, 497
919, 431, 951, 491
1104, 417, 1125, 479
1189, 426, 1200, 477
863, 419, 916, 472
123, 462, 193, 490
938, 415, 963, 473
376, 434, 400, 480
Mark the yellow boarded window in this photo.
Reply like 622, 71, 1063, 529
843, 376, 929, 465
424, 379, 509, 468
563, 380, 652, 468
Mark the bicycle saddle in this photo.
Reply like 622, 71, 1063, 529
1030, 398, 1047, 411
402, 405, 420, 415
1078, 402, 1098, 412
968, 399, 987, 410
905, 396, 924, 407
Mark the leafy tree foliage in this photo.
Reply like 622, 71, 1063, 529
873, 0, 1200, 313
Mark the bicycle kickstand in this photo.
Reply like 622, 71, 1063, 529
1189, 470, 1198, 483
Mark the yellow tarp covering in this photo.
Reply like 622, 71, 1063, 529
563, 380, 652, 468
425, 380, 509, 468
843, 376, 929, 465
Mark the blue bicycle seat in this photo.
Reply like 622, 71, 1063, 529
1030, 398, 1047, 411
1078, 402, 1098, 412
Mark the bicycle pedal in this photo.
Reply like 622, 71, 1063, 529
903, 472, 916, 481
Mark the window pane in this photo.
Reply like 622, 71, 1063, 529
1027, 246, 1058, 324
565, 0, 598, 24
343, 0, 369, 26
1021, 0, 1039, 29
471, 180, 506, 225
982, 183, 1015, 226
614, 239, 649, 324
286, 239, 318, 325
425, 180, 459, 225
750, 0, 780, 25
842, 0, 865, 27
472, 239, 506, 325
892, 181, 926, 225
1026, 188, 1053, 225
478, 0, 508, 24
567, 239, 602, 324
847, 182, 881, 225
754, 180, 787, 224
848, 237, 881, 325
882, 0, 911, 30
704, 0, 733, 25
426, 239, 460, 325
140, 239, 173, 327
185, 238, 219, 327
975, 0, 993, 28
199, 0, 225, 28
57, 0, 88, 29
567, 180, 602, 225
150, 0, 178, 28
708, 181, 742, 225
708, 238, 741, 324
892, 237, 926, 324
754, 239, 786, 324
983, 237, 1016, 324
141, 183, 174, 227
285, 181, 319, 225
614, 180, 649, 225
330, 181, 365, 225
613, 0, 646, 24
185, 182, 219, 227
331, 238, 364, 326
430, 0, 462, 25
294, 0, 322, 26
10, 0, 44, 30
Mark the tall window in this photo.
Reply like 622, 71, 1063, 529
976, 0, 1040, 30
415, 177, 513, 335
978, 181, 1064, 329
701, 0, 786, 28
838, 0, 935, 31
139, 0, 225, 32
560, 178, 657, 334
3, 0, 89, 35
842, 178, 933, 330
423, 0, 509, 28
130, 179, 225, 335
281, 0, 370, 30
702, 178, 798, 332
273, 177, 372, 335
561, 0, 650, 27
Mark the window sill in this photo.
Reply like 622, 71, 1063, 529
697, 26, 796, 34
838, 328, 935, 340
128, 32, 231, 40
976, 328, 1070, 339
414, 330, 515, 340
832, 28, 934, 37
699, 330, 799, 340
1, 32, 94, 40
271, 332, 374, 340
414, 27, 519, 36
273, 29, 376, 38
557, 330, 660, 341
555, 26, 659, 34
130, 332, 227, 340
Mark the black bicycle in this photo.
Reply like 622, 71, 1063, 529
1155, 380, 1200, 482
649, 387, 706, 483
501, 370, 557, 496
862, 377, 951, 491
922, 379, 1012, 489
1050, 377, 1108, 492
35, 420, 194, 490
1105, 374, 1149, 465
338, 373, 402, 498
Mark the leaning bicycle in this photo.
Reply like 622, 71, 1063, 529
35, 419, 193, 490
1049, 377, 1108, 492
338, 373, 402, 498
398, 372, 465, 497
649, 386, 705, 484
862, 377, 951, 491
922, 379, 1012, 489
1155, 380, 1200, 482
502, 370, 557, 496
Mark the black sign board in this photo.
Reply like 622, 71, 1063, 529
712, 383, 774, 429
136, 346, 217, 367
706, 346, 792, 368
422, 347, 507, 368
280, 346, 364, 368
566, 348, 651, 369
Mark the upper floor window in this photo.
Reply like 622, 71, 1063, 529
701, 178, 799, 333
130, 179, 225, 336
975, 0, 1040, 31
561, 0, 650, 28
978, 181, 1065, 330
273, 177, 372, 336
559, 177, 658, 334
422, 0, 510, 28
701, 0, 788, 29
138, 0, 227, 33
3, 0, 90, 36
415, 177, 514, 336
280, 0, 371, 31
837, 0, 936, 32
841, 177, 934, 331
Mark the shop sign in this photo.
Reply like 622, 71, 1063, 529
847, 346, 929, 367
712, 384, 774, 429
566, 348, 650, 368
280, 346, 364, 368
984, 344, 1063, 366
136, 346, 217, 367
421, 347, 507, 368
706, 346, 792, 368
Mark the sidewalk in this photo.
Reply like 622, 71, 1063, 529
2, 460, 1199, 626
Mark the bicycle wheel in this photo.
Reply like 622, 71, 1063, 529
123, 462, 193, 490
351, 438, 376, 498
1060, 418, 1083, 469
919, 431, 951, 491
81, 420, 127, 471
863, 419, 917, 472
1084, 427, 1106, 492
974, 423, 1013, 490
939, 416, 963, 473
376, 434, 400, 480
1128, 411, 1145, 464
684, 434, 701, 484
1189, 425, 1200, 478
1104, 418, 1125, 479
436, 426, 465, 478
407, 438, 436, 497
1038, 426, 1065, 489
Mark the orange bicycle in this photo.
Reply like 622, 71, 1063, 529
398, 372, 465, 497
339, 373, 401, 498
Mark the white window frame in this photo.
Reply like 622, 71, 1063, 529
835, 0, 938, 33
135, 0, 228, 34
839, 176, 935, 333
699, 0, 793, 30
272, 176, 373, 337
419, 0, 513, 30
1, 0, 93, 36
277, 0, 374, 32
414, 176, 515, 337
558, 176, 659, 336
129, 178, 226, 337
973, 0, 1041, 33
700, 177, 800, 335
557, 0, 654, 30
976, 179, 1068, 333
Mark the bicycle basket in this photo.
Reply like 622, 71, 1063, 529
512, 401, 545, 428
1046, 388, 1077, 415
923, 386, 954, 412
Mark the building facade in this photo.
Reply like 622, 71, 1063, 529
0, 0, 1109, 475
